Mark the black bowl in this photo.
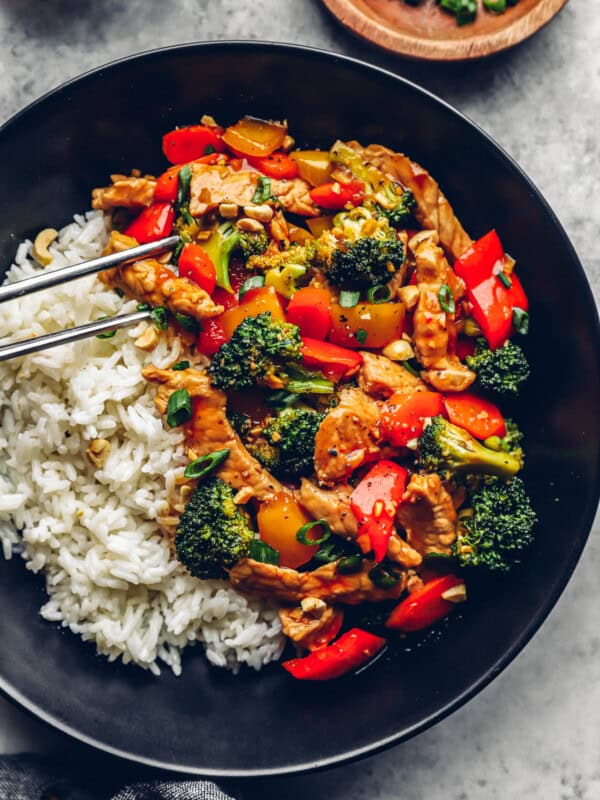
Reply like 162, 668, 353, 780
0, 42, 598, 777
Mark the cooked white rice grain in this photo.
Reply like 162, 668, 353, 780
0, 210, 284, 674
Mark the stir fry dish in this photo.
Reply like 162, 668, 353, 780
91, 114, 536, 680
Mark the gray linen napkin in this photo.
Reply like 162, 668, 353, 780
0, 756, 234, 800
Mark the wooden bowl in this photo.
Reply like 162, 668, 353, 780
321, 0, 569, 60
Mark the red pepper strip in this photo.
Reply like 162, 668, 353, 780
178, 244, 217, 294
386, 575, 465, 632
287, 287, 332, 340
443, 392, 506, 440
124, 203, 174, 244
154, 154, 226, 202
246, 152, 299, 179
162, 125, 226, 165
380, 391, 445, 448
197, 317, 227, 356
306, 609, 345, 652
282, 628, 386, 680
350, 461, 408, 562
454, 230, 529, 351
309, 180, 365, 210
301, 337, 363, 380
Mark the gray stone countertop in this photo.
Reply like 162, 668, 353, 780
0, 1, 599, 798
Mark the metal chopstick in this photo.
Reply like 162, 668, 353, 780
0, 310, 152, 362
0, 234, 180, 303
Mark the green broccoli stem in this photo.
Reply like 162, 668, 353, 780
439, 420, 521, 477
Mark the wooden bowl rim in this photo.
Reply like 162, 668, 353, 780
321, 0, 569, 61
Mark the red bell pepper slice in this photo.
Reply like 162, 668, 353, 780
380, 391, 444, 448
386, 575, 465, 632
197, 317, 227, 356
350, 461, 408, 562
178, 244, 217, 294
309, 180, 365, 210
287, 287, 332, 340
454, 230, 529, 351
306, 609, 344, 652
162, 125, 226, 165
246, 152, 299, 180
282, 628, 386, 680
124, 203, 174, 244
443, 393, 506, 440
301, 337, 363, 380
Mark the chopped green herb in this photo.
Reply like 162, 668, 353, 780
355, 328, 368, 345
172, 360, 190, 371
336, 554, 363, 574
497, 271, 512, 289
176, 164, 192, 208
367, 285, 392, 304
239, 275, 266, 298
166, 388, 192, 427
296, 519, 332, 547
114, 288, 125, 298
183, 448, 230, 480
174, 313, 200, 333
95, 316, 117, 339
149, 306, 169, 330
249, 539, 280, 565
369, 563, 402, 589
204, 144, 216, 155
512, 307, 529, 335
137, 303, 151, 312
438, 284, 455, 314
339, 290, 361, 308
252, 176, 272, 205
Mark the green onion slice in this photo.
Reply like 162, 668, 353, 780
369, 563, 402, 589
252, 176, 272, 204
438, 284, 455, 314
114, 288, 125, 298
95, 316, 117, 339
336, 554, 363, 574
355, 328, 368, 345
239, 275, 266, 298
249, 539, 280, 565
367, 284, 392, 304
176, 164, 192, 208
166, 388, 192, 428
204, 144, 216, 155
149, 306, 169, 330
136, 303, 151, 312
512, 307, 529, 335
296, 519, 332, 547
172, 360, 190, 371
265, 390, 298, 409
497, 271, 512, 289
174, 313, 200, 333
483, 0, 506, 10
339, 290, 360, 308
183, 448, 230, 480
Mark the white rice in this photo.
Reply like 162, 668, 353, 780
0, 211, 284, 675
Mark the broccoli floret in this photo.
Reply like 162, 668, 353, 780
174, 477, 254, 579
238, 229, 269, 259
247, 245, 310, 297
376, 189, 416, 229
327, 235, 405, 290
483, 419, 524, 464
452, 476, 537, 571
208, 312, 333, 395
262, 407, 325, 479
416, 416, 523, 479
466, 338, 530, 397
228, 411, 253, 438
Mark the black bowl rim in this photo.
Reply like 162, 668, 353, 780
0, 39, 599, 778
